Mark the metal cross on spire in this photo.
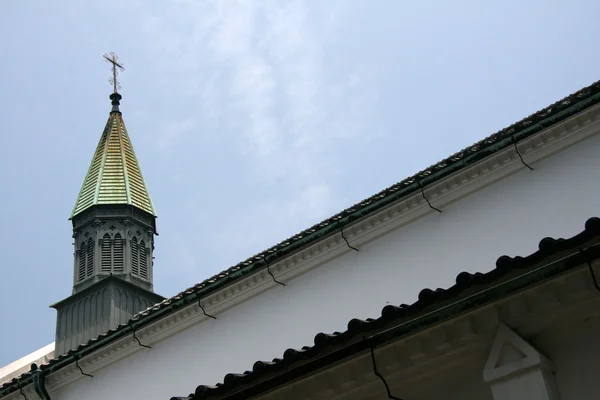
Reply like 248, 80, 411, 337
103, 52, 125, 93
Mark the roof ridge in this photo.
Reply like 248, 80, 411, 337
120, 117, 157, 215
116, 115, 132, 205
69, 121, 110, 218
93, 116, 113, 205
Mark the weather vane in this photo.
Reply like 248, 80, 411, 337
103, 52, 125, 93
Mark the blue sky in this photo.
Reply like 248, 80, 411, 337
0, 0, 599, 367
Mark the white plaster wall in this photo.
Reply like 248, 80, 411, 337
52, 130, 600, 400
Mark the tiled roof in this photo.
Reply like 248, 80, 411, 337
1, 81, 600, 399
70, 93, 156, 218
173, 216, 600, 400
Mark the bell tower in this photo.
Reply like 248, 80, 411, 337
52, 55, 164, 356
68, 92, 158, 294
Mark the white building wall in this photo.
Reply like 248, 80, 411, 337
52, 130, 600, 400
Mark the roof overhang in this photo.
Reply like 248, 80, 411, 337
174, 218, 600, 399
0, 344, 54, 387
49, 274, 164, 310
70, 203, 157, 234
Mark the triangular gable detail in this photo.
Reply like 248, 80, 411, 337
483, 323, 553, 383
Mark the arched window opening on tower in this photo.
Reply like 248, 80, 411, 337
139, 240, 148, 280
114, 233, 124, 273
130, 237, 149, 280
86, 238, 94, 278
131, 237, 139, 277
78, 242, 86, 282
101, 233, 112, 272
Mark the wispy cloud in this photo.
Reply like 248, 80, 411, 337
154, 117, 197, 151
208, 182, 339, 260
135, 0, 375, 179
79, 0, 378, 280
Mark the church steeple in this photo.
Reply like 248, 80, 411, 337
51, 56, 163, 357
68, 92, 158, 292
70, 92, 156, 219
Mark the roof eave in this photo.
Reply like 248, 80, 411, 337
182, 219, 600, 400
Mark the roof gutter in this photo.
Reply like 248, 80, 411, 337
217, 91, 600, 271
31, 364, 51, 400
331, 91, 600, 228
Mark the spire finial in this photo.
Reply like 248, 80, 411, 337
103, 52, 125, 94
109, 92, 122, 113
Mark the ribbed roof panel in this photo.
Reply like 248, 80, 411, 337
70, 107, 156, 218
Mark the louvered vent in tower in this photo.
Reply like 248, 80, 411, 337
131, 237, 139, 276
101, 234, 112, 272
86, 238, 94, 277
78, 242, 86, 282
139, 240, 148, 280
113, 234, 124, 272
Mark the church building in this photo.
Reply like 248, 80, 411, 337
1, 68, 600, 399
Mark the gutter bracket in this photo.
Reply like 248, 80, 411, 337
129, 323, 152, 349
512, 135, 534, 171
16, 378, 28, 400
74, 357, 93, 378
195, 290, 217, 320
265, 259, 286, 286
340, 224, 359, 251
417, 180, 442, 213
369, 344, 405, 400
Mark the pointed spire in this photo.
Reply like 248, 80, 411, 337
70, 94, 156, 218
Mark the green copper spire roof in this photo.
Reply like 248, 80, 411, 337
70, 93, 156, 218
